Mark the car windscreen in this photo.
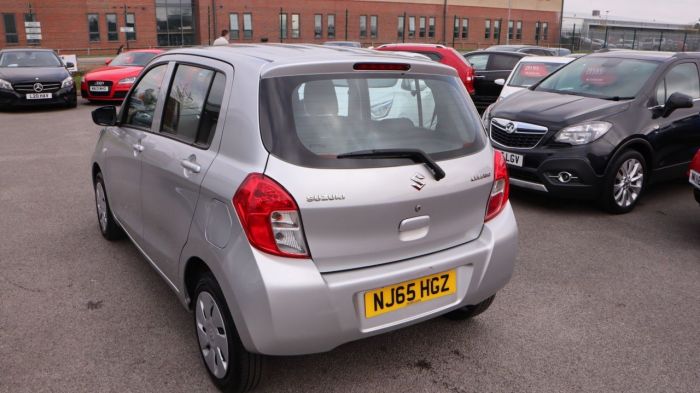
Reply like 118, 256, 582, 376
509, 62, 567, 87
110, 52, 158, 67
0, 51, 62, 67
535, 57, 660, 99
259, 73, 486, 169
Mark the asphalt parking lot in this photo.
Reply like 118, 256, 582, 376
1, 101, 699, 393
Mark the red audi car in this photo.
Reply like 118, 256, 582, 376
375, 44, 475, 95
689, 149, 700, 205
81, 49, 163, 102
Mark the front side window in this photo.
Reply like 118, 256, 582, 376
537, 57, 660, 100
655, 63, 700, 105
3, 14, 19, 44
314, 14, 322, 39
243, 13, 252, 39
123, 65, 167, 129
291, 14, 300, 38
465, 54, 489, 71
230, 13, 239, 39
259, 74, 485, 169
161, 65, 222, 146
106, 14, 118, 41
87, 13, 99, 42
370, 15, 377, 38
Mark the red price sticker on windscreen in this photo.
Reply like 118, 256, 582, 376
581, 65, 617, 86
519, 63, 549, 78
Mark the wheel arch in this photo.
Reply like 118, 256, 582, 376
605, 137, 654, 176
92, 162, 102, 185
183, 256, 214, 310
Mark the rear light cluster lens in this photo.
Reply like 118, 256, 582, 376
233, 174, 309, 258
485, 151, 510, 222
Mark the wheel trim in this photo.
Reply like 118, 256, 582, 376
613, 158, 644, 207
95, 183, 108, 232
195, 291, 230, 379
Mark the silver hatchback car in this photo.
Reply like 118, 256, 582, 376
90, 45, 518, 392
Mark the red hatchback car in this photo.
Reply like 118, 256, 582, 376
375, 44, 475, 95
81, 49, 163, 102
689, 149, 700, 204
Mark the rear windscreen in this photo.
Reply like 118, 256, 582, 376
259, 73, 486, 169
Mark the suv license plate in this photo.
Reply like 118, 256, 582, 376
497, 150, 523, 167
690, 170, 700, 189
26, 93, 52, 100
90, 86, 109, 92
364, 270, 457, 318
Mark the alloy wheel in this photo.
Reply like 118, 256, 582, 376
95, 182, 108, 232
613, 158, 644, 207
195, 291, 230, 379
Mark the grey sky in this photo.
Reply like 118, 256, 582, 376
564, 0, 700, 24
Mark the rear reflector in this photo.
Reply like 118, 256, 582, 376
485, 151, 510, 222
353, 63, 411, 71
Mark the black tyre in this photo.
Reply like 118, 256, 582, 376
194, 272, 263, 393
94, 172, 125, 240
600, 150, 647, 214
444, 295, 495, 321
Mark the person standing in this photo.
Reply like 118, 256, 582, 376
213, 30, 230, 46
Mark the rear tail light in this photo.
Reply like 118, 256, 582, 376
232, 174, 309, 258
465, 67, 475, 95
485, 151, 510, 222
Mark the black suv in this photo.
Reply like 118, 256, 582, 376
0, 48, 77, 109
484, 51, 700, 213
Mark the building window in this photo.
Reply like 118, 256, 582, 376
156, 0, 195, 46
229, 13, 239, 39
279, 13, 287, 40
291, 13, 300, 39
87, 13, 100, 42
243, 13, 252, 39
535, 21, 540, 41
419, 16, 426, 38
428, 17, 435, 38
461, 18, 468, 39
370, 15, 377, 39
106, 14, 118, 41
314, 14, 322, 39
327, 14, 335, 39
360, 15, 367, 38
484, 19, 491, 39
542, 22, 549, 40
126, 13, 136, 40
493, 19, 501, 40
2, 14, 18, 44
516, 20, 522, 40
508, 20, 513, 40
408, 16, 415, 38
453, 17, 459, 39
397, 16, 404, 40
25, 13, 39, 44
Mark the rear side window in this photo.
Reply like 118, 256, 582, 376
655, 63, 700, 105
161, 65, 225, 147
488, 54, 520, 70
259, 74, 485, 169
123, 64, 167, 129
465, 54, 488, 70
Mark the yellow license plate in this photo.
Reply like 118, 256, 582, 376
364, 270, 457, 318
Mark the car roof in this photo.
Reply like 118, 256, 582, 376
462, 50, 532, 57
377, 43, 450, 50
517, 56, 574, 64
161, 44, 454, 78
586, 50, 697, 62
124, 49, 164, 54
0, 48, 56, 53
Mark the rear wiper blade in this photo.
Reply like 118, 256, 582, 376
337, 148, 446, 181
601, 96, 635, 101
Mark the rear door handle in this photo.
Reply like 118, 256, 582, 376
132, 143, 144, 153
180, 158, 201, 173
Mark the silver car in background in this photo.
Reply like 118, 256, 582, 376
90, 45, 518, 392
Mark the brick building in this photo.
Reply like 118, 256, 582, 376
0, 0, 563, 54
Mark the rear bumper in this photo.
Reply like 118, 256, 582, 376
222, 203, 517, 356
0, 86, 76, 107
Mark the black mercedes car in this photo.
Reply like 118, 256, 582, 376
484, 51, 700, 213
0, 48, 77, 108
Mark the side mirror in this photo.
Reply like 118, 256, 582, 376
92, 106, 118, 126
105, 59, 112, 66
495, 78, 505, 86
661, 92, 694, 118
65, 62, 75, 69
